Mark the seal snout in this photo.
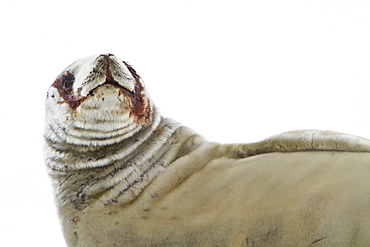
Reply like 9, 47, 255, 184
75, 53, 136, 97
99, 53, 117, 77
51, 54, 137, 106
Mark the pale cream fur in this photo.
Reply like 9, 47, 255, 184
75, 151, 370, 246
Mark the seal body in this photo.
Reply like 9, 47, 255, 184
69, 152, 370, 247
44, 54, 370, 246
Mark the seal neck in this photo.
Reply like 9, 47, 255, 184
45, 107, 207, 208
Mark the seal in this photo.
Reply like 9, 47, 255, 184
44, 54, 370, 246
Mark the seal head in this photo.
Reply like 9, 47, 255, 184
45, 54, 152, 146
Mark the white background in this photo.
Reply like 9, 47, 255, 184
1, 0, 370, 246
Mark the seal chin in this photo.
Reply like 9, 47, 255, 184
78, 84, 133, 120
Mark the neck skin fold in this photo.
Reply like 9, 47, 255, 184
44, 106, 205, 208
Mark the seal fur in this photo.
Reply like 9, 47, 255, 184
44, 54, 370, 246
